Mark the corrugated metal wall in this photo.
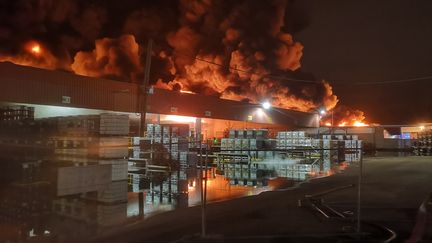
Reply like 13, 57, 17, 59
0, 62, 318, 128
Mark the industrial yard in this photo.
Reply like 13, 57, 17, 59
0, 104, 431, 242
95, 156, 432, 243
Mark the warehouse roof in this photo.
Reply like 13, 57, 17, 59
0, 62, 318, 128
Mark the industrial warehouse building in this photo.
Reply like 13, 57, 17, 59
0, 61, 319, 139
1, 61, 422, 150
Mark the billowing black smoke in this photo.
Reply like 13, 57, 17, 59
0, 0, 340, 112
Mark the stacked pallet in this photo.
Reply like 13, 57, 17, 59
56, 113, 129, 136
414, 129, 432, 156
145, 123, 190, 166
276, 131, 317, 149
0, 105, 34, 121
344, 139, 362, 161
52, 196, 127, 226
221, 129, 268, 159
146, 172, 189, 206
51, 114, 129, 182
321, 134, 362, 162
46, 113, 129, 206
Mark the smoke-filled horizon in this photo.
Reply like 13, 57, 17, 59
0, 0, 366, 125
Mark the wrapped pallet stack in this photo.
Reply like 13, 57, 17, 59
51, 113, 129, 227
322, 134, 362, 162
276, 131, 315, 149
145, 123, 190, 167
51, 113, 129, 204
0, 105, 34, 121
143, 123, 192, 206
221, 129, 268, 160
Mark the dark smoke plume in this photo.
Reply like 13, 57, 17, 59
0, 0, 365, 120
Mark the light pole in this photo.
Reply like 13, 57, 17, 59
319, 109, 326, 137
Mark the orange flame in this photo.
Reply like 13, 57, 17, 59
321, 106, 368, 127
0, 41, 66, 70
353, 121, 368, 127
30, 44, 41, 55
335, 120, 368, 127
180, 90, 196, 94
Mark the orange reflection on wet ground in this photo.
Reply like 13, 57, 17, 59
188, 175, 266, 205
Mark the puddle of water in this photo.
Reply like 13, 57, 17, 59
0, 150, 354, 242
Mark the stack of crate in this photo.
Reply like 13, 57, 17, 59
322, 137, 339, 161
145, 123, 190, 167
321, 134, 362, 162
129, 136, 141, 159
146, 171, 189, 206
52, 114, 129, 181
56, 113, 129, 136
344, 138, 362, 161
0, 105, 34, 121
276, 131, 312, 149
414, 129, 432, 156
221, 129, 267, 159
49, 114, 129, 204
146, 124, 162, 144
52, 196, 127, 227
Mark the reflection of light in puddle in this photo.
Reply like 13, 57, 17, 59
126, 159, 351, 222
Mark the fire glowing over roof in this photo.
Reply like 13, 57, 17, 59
30, 44, 41, 55
180, 90, 196, 94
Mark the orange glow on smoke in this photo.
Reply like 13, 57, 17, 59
0, 41, 63, 70
324, 122, 332, 126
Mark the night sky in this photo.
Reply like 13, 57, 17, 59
294, 0, 432, 124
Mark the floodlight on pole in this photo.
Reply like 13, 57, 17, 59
319, 109, 326, 115
262, 101, 271, 110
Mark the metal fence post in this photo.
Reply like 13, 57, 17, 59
357, 145, 363, 235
